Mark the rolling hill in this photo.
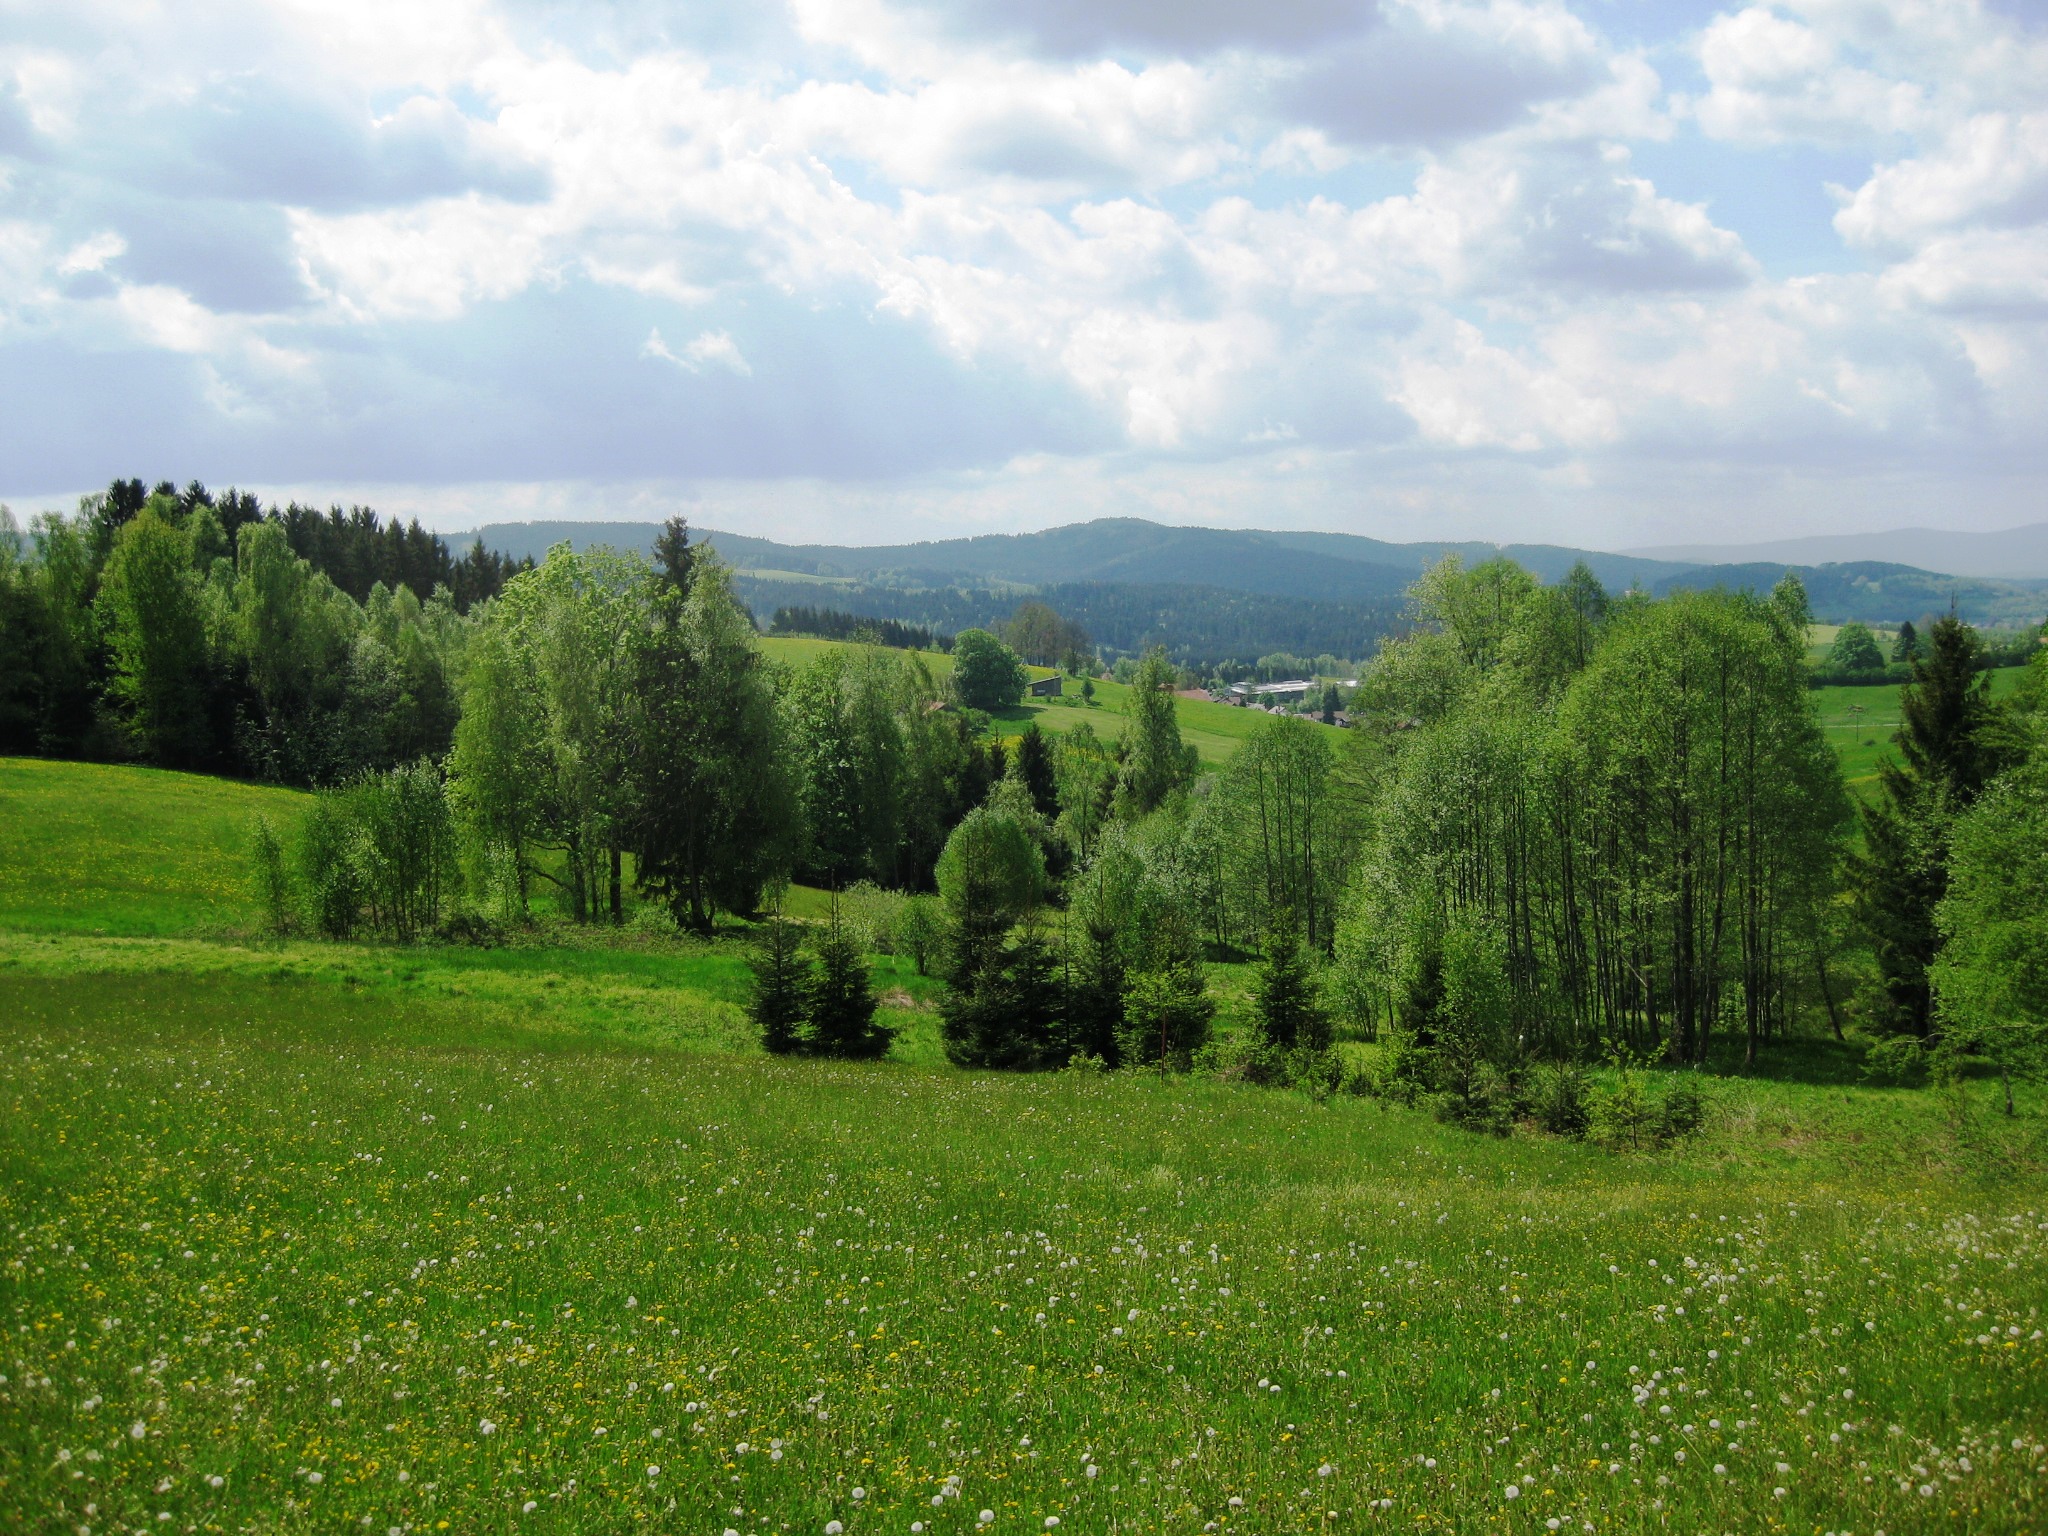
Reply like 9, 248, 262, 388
446, 516, 2048, 653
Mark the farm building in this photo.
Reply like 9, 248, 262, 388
1227, 679, 1315, 705
1028, 675, 1064, 698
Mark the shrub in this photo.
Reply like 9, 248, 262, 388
1658, 1074, 1709, 1141
807, 924, 892, 1060
299, 795, 366, 939
894, 895, 944, 976
840, 881, 902, 955
1118, 962, 1214, 1071
1860, 1033, 1928, 1086
1534, 1060, 1591, 1137
1438, 1060, 1522, 1136
251, 816, 294, 936
1589, 1056, 1656, 1151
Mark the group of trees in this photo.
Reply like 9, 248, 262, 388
799, 549, 2043, 1118
16, 479, 2040, 1114
768, 607, 943, 652
0, 481, 501, 781
1329, 560, 1850, 1119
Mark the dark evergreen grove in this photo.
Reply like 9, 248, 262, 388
5, 482, 2045, 1113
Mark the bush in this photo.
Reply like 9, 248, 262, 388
894, 895, 944, 976
1197, 1030, 1287, 1087
1533, 1060, 1591, 1137
1438, 1060, 1522, 1136
750, 918, 811, 1056
1589, 1059, 1656, 1151
840, 881, 902, 955
1118, 963, 1214, 1071
299, 795, 366, 939
251, 816, 294, 936
1860, 1033, 1928, 1086
807, 924, 892, 1060
1658, 1073, 1709, 1141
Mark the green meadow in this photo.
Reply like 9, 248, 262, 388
1813, 669, 2024, 797
3, 759, 2046, 1534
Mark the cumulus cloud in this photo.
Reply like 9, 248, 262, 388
0, 0, 2045, 545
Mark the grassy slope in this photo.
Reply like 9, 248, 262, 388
758, 634, 1340, 768
3, 763, 2046, 1530
4, 972, 2047, 1536
0, 758, 309, 935
1813, 668, 2023, 796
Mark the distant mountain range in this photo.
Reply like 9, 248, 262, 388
1626, 522, 2048, 581
445, 517, 2048, 661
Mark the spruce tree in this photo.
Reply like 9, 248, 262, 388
1857, 611, 1997, 1036
1014, 724, 1060, 819
808, 921, 891, 1059
749, 917, 811, 1055
1117, 960, 1214, 1071
1255, 919, 1328, 1052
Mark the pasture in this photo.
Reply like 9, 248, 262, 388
3, 760, 2046, 1533
4, 970, 2046, 1535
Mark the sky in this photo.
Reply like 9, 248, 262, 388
2, 0, 2046, 548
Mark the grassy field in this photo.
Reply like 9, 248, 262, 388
0, 758, 309, 936
756, 636, 1339, 768
5, 969, 2046, 1535
4, 762, 2047, 1532
1813, 669, 2023, 796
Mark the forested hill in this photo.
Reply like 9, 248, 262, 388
453, 516, 1698, 598
451, 516, 2048, 630
736, 576, 1404, 666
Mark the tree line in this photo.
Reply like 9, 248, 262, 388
10, 489, 2041, 1124
0, 480, 528, 778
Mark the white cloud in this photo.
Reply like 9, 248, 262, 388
3, 0, 2047, 541
643, 327, 753, 375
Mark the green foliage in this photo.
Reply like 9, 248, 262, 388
935, 803, 1045, 939
250, 816, 293, 937
1933, 738, 2048, 1107
807, 921, 892, 1059
1253, 919, 1329, 1052
894, 893, 943, 976
1013, 723, 1060, 819
298, 793, 367, 939
1533, 1059, 1591, 1137
290, 762, 460, 941
1588, 1053, 1657, 1151
950, 627, 1027, 711
1117, 960, 1214, 1071
1212, 716, 1343, 949
1002, 600, 1090, 670
1858, 611, 2002, 1036
939, 927, 1061, 1071
750, 916, 811, 1055
1828, 621, 1886, 674
630, 562, 796, 931
97, 500, 213, 766
1118, 645, 1193, 815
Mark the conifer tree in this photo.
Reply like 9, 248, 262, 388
1858, 611, 1998, 1035
808, 918, 891, 1059
750, 917, 811, 1055
1254, 917, 1329, 1051
1014, 723, 1060, 819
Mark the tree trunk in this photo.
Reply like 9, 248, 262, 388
610, 846, 623, 925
